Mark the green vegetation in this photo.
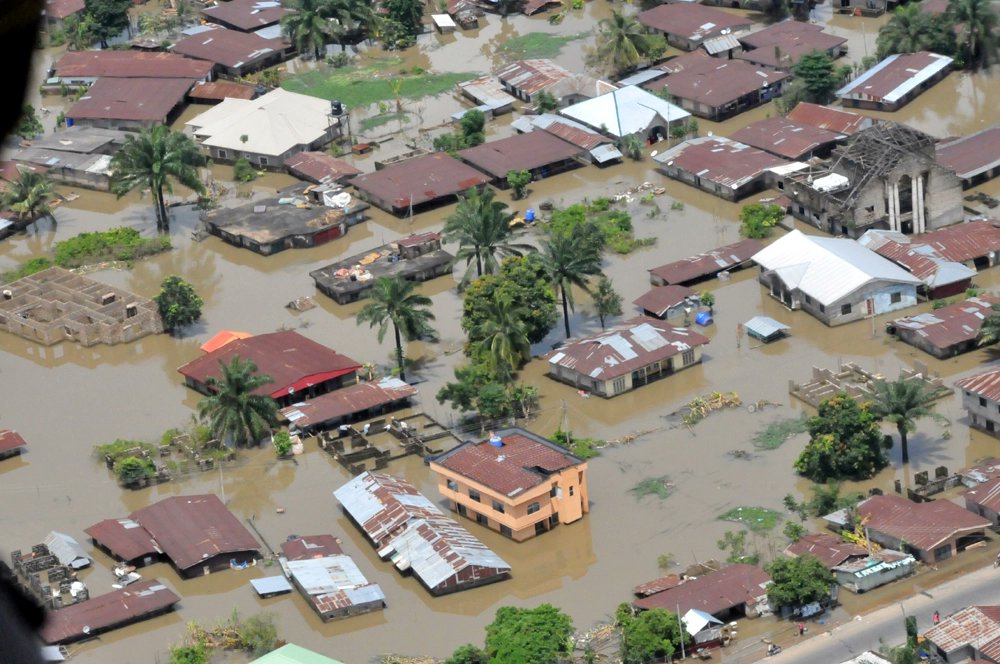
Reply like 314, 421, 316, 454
52, 227, 171, 269
765, 554, 834, 609
169, 642, 208, 664
979, 302, 1000, 344
115, 455, 156, 486
273, 430, 293, 457
462, 254, 557, 346
154, 276, 203, 334
359, 111, 410, 132
629, 476, 673, 501
752, 414, 810, 450
84, 0, 131, 48
875, 0, 998, 70
547, 202, 653, 255
1, 257, 53, 283
717, 530, 759, 565
615, 604, 687, 664
551, 429, 602, 459
484, 604, 574, 664
283, 60, 474, 109
435, 109, 487, 154
739, 203, 784, 239
445, 645, 488, 664
869, 378, 945, 465
592, 276, 623, 328
436, 364, 540, 419
791, 51, 853, 105
497, 32, 587, 59
95, 438, 158, 461
586, 10, 665, 77
794, 392, 889, 482
784, 482, 864, 521
506, 169, 532, 200
233, 158, 257, 183
699, 291, 715, 314
444, 188, 532, 287
3, 167, 55, 229
197, 357, 280, 448
14, 104, 42, 139
356, 276, 436, 381
180, 609, 280, 659
657, 552, 675, 569
783, 521, 806, 542
718, 506, 782, 532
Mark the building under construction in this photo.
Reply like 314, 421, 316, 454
0, 267, 163, 346
783, 123, 963, 238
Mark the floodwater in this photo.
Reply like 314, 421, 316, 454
5, 7, 1000, 664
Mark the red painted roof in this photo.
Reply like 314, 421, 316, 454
129, 494, 259, 571
786, 102, 871, 135
645, 59, 788, 109
495, 59, 572, 96
784, 532, 868, 569
41, 580, 179, 644
857, 494, 990, 553
178, 330, 361, 399
188, 80, 258, 101
542, 121, 609, 151
838, 52, 952, 104
284, 151, 362, 185
281, 534, 344, 560
280, 379, 416, 430
634, 564, 771, 615
172, 27, 286, 69
458, 132, 582, 179
202, 0, 291, 31
84, 518, 159, 562
434, 428, 584, 497
739, 21, 846, 68
633, 285, 698, 317
638, 4, 751, 42
649, 239, 764, 285
0, 429, 27, 454
68, 77, 193, 122
957, 367, 1000, 402
729, 117, 845, 160
938, 128, 1000, 179
54, 51, 214, 80
350, 153, 491, 210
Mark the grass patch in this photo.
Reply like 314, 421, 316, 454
752, 414, 810, 450
497, 32, 587, 60
1, 257, 53, 283
551, 429, 601, 459
282, 60, 475, 109
53, 227, 171, 268
719, 506, 782, 532
630, 476, 673, 501
359, 112, 411, 132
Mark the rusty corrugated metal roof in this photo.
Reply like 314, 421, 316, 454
857, 494, 989, 553
924, 606, 1000, 655
457, 132, 583, 179
281, 378, 416, 430
648, 239, 764, 285
653, 136, 789, 191
637, 4, 751, 42
633, 285, 697, 317
54, 51, 214, 80
495, 59, 571, 96
957, 367, 1000, 402
729, 117, 844, 160
350, 153, 490, 210
633, 564, 771, 615
786, 102, 871, 135
837, 52, 952, 105
0, 429, 27, 454
938, 128, 1000, 179
891, 296, 998, 352
784, 532, 867, 569
41, 580, 180, 644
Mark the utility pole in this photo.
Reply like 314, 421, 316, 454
678, 603, 686, 660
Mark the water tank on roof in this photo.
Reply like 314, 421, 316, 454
331, 100, 344, 116
489, 434, 503, 448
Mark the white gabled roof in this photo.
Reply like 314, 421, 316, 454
560, 85, 690, 138
752, 229, 921, 306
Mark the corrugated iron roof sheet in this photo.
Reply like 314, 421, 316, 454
938, 127, 1000, 179
729, 117, 845, 160
648, 239, 763, 285
738, 21, 846, 68
495, 59, 572, 96
957, 367, 1000, 402
203, 0, 290, 31
284, 152, 361, 185
250, 575, 294, 596
964, 476, 1000, 512
837, 52, 953, 104
924, 606, 1000, 655
561, 85, 690, 138
281, 534, 344, 560
645, 58, 789, 108
633, 285, 698, 316
916, 221, 1000, 263
172, 26, 285, 69
84, 518, 160, 562
857, 494, 990, 553
0, 429, 27, 454
633, 564, 771, 615
457, 132, 583, 179
784, 532, 867, 569
786, 102, 871, 135
744, 316, 790, 339
40, 580, 180, 644
350, 153, 491, 210
653, 136, 789, 190
281, 378, 416, 431
890, 296, 997, 351
53, 51, 214, 80
43, 532, 90, 569
637, 3, 751, 42
68, 77, 192, 122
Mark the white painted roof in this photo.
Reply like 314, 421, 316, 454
752, 229, 922, 306
560, 85, 690, 138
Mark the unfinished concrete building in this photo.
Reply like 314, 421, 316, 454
0, 267, 163, 346
784, 123, 963, 238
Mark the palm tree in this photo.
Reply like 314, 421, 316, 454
470, 297, 531, 382
356, 276, 436, 381
978, 305, 1000, 345
443, 188, 534, 288
949, 0, 999, 70
587, 10, 653, 77
540, 232, 602, 338
868, 378, 940, 465
876, 4, 935, 59
110, 125, 205, 233
3, 167, 56, 229
197, 356, 280, 448
281, 0, 331, 58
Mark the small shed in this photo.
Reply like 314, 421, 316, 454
744, 316, 790, 343
633, 285, 697, 319
432, 14, 456, 33
44, 532, 91, 570
250, 575, 294, 598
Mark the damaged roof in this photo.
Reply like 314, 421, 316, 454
654, 136, 790, 191
957, 367, 1000, 402
281, 377, 416, 431
786, 102, 872, 135
648, 239, 764, 285
729, 117, 845, 160
889, 296, 998, 351
633, 564, 771, 615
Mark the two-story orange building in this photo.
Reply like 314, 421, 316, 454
429, 428, 589, 542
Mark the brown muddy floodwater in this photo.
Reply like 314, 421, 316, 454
5, 7, 1000, 664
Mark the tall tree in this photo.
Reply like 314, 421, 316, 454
616, 605, 686, 664
484, 605, 574, 664
876, 4, 938, 59
356, 276, 436, 381
540, 231, 602, 338
2, 167, 55, 229
469, 297, 531, 382
154, 275, 203, 334
949, 0, 999, 70
794, 392, 888, 482
977, 303, 1000, 346
110, 125, 206, 233
592, 275, 623, 329
764, 554, 834, 609
281, 0, 331, 59
384, 0, 423, 36
868, 378, 940, 465
792, 51, 843, 104
63, 14, 95, 51
586, 10, 654, 77
197, 357, 279, 448
84, 0, 132, 48
443, 188, 533, 288
462, 253, 558, 346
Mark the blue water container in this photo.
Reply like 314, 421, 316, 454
695, 312, 713, 326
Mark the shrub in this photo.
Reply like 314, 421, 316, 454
233, 158, 257, 183
273, 431, 292, 457
115, 455, 155, 485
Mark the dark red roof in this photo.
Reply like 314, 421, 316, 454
649, 239, 764, 285
45, 0, 84, 20
638, 4, 751, 42
433, 428, 584, 497
53, 51, 213, 80
654, 136, 789, 190
280, 379, 416, 430
68, 77, 193, 122
284, 151, 362, 185
177, 330, 361, 399
912, 221, 1000, 263
838, 52, 952, 104
729, 117, 845, 160
738, 21, 846, 68
784, 532, 868, 569
633, 285, 697, 317
0, 429, 27, 454
645, 59, 788, 108
857, 494, 990, 552
0, 161, 46, 185
202, 0, 291, 31
657, 51, 714, 75
938, 129, 1000, 179
633, 574, 682, 597
281, 534, 344, 560
786, 102, 871, 135
634, 564, 771, 615
542, 121, 609, 151
350, 153, 491, 210
84, 518, 159, 562
891, 296, 999, 351
40, 580, 180, 645
188, 80, 258, 101
458, 132, 582, 179
129, 494, 259, 571
172, 27, 287, 69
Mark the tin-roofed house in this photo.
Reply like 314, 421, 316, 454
737, 21, 847, 72
560, 85, 690, 142
637, 4, 752, 52
648, 239, 764, 287
785, 102, 873, 136
923, 605, 1000, 664
457, 132, 584, 186
349, 153, 491, 216
936, 126, 1000, 189
837, 52, 953, 112
279, 535, 386, 621
885, 296, 999, 358
653, 136, 792, 201
0, 429, 28, 460
67, 77, 193, 130
956, 367, 1000, 438
963, 477, 1000, 527
729, 117, 846, 161
333, 471, 511, 596
542, 316, 710, 397
858, 228, 977, 299
633, 564, 772, 620
430, 428, 589, 542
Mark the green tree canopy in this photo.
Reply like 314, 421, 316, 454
444, 644, 488, 664
764, 554, 834, 609
506, 169, 532, 199
84, 0, 132, 47
14, 104, 42, 139
460, 109, 486, 147
876, 3, 954, 59
978, 303, 1000, 346
356, 276, 436, 381
868, 378, 941, 465
950, 0, 999, 69
468, 297, 532, 381
540, 231, 602, 338
384, 0, 423, 35
617, 605, 686, 664
197, 356, 280, 447
794, 393, 889, 482
739, 203, 783, 239
281, 0, 332, 58
154, 276, 203, 334
443, 188, 532, 287
792, 51, 844, 104
484, 604, 574, 664
436, 362, 539, 419
592, 275, 623, 328
462, 253, 558, 345
586, 9, 655, 77
2, 166, 55, 228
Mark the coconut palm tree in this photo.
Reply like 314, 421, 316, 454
356, 276, 436, 381
949, 0, 999, 70
868, 378, 940, 465
3, 167, 56, 229
197, 356, 280, 448
978, 304, 1000, 346
587, 10, 653, 77
540, 232, 602, 338
282, 0, 332, 58
110, 125, 205, 233
443, 188, 534, 288
876, 4, 936, 59
470, 297, 531, 382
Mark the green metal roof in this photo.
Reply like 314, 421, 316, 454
252, 644, 345, 664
